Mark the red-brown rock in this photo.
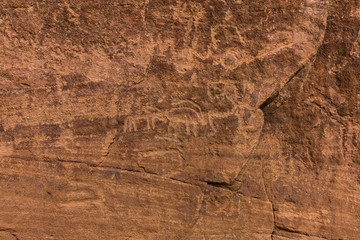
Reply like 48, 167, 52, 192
0, 0, 359, 239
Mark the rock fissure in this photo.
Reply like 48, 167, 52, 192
273, 226, 329, 239
259, 65, 306, 110
103, 135, 116, 158
8, 155, 207, 188
1, 0, 359, 238
0, 228, 19, 240
261, 151, 276, 240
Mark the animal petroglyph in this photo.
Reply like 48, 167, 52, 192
123, 99, 254, 136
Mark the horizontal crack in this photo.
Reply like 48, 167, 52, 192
7, 155, 203, 188
205, 181, 233, 189
273, 226, 328, 239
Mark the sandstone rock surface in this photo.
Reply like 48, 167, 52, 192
0, 0, 359, 239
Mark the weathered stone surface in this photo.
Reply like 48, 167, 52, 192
0, 0, 359, 239
259, 1, 360, 238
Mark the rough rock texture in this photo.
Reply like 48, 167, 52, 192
0, 0, 359, 239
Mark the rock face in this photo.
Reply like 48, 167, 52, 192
0, 0, 359, 239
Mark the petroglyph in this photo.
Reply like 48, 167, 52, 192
123, 99, 256, 137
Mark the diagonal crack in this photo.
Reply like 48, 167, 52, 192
0, 228, 19, 240
259, 65, 306, 110
259, 0, 329, 111
96, 134, 118, 167
103, 135, 116, 158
